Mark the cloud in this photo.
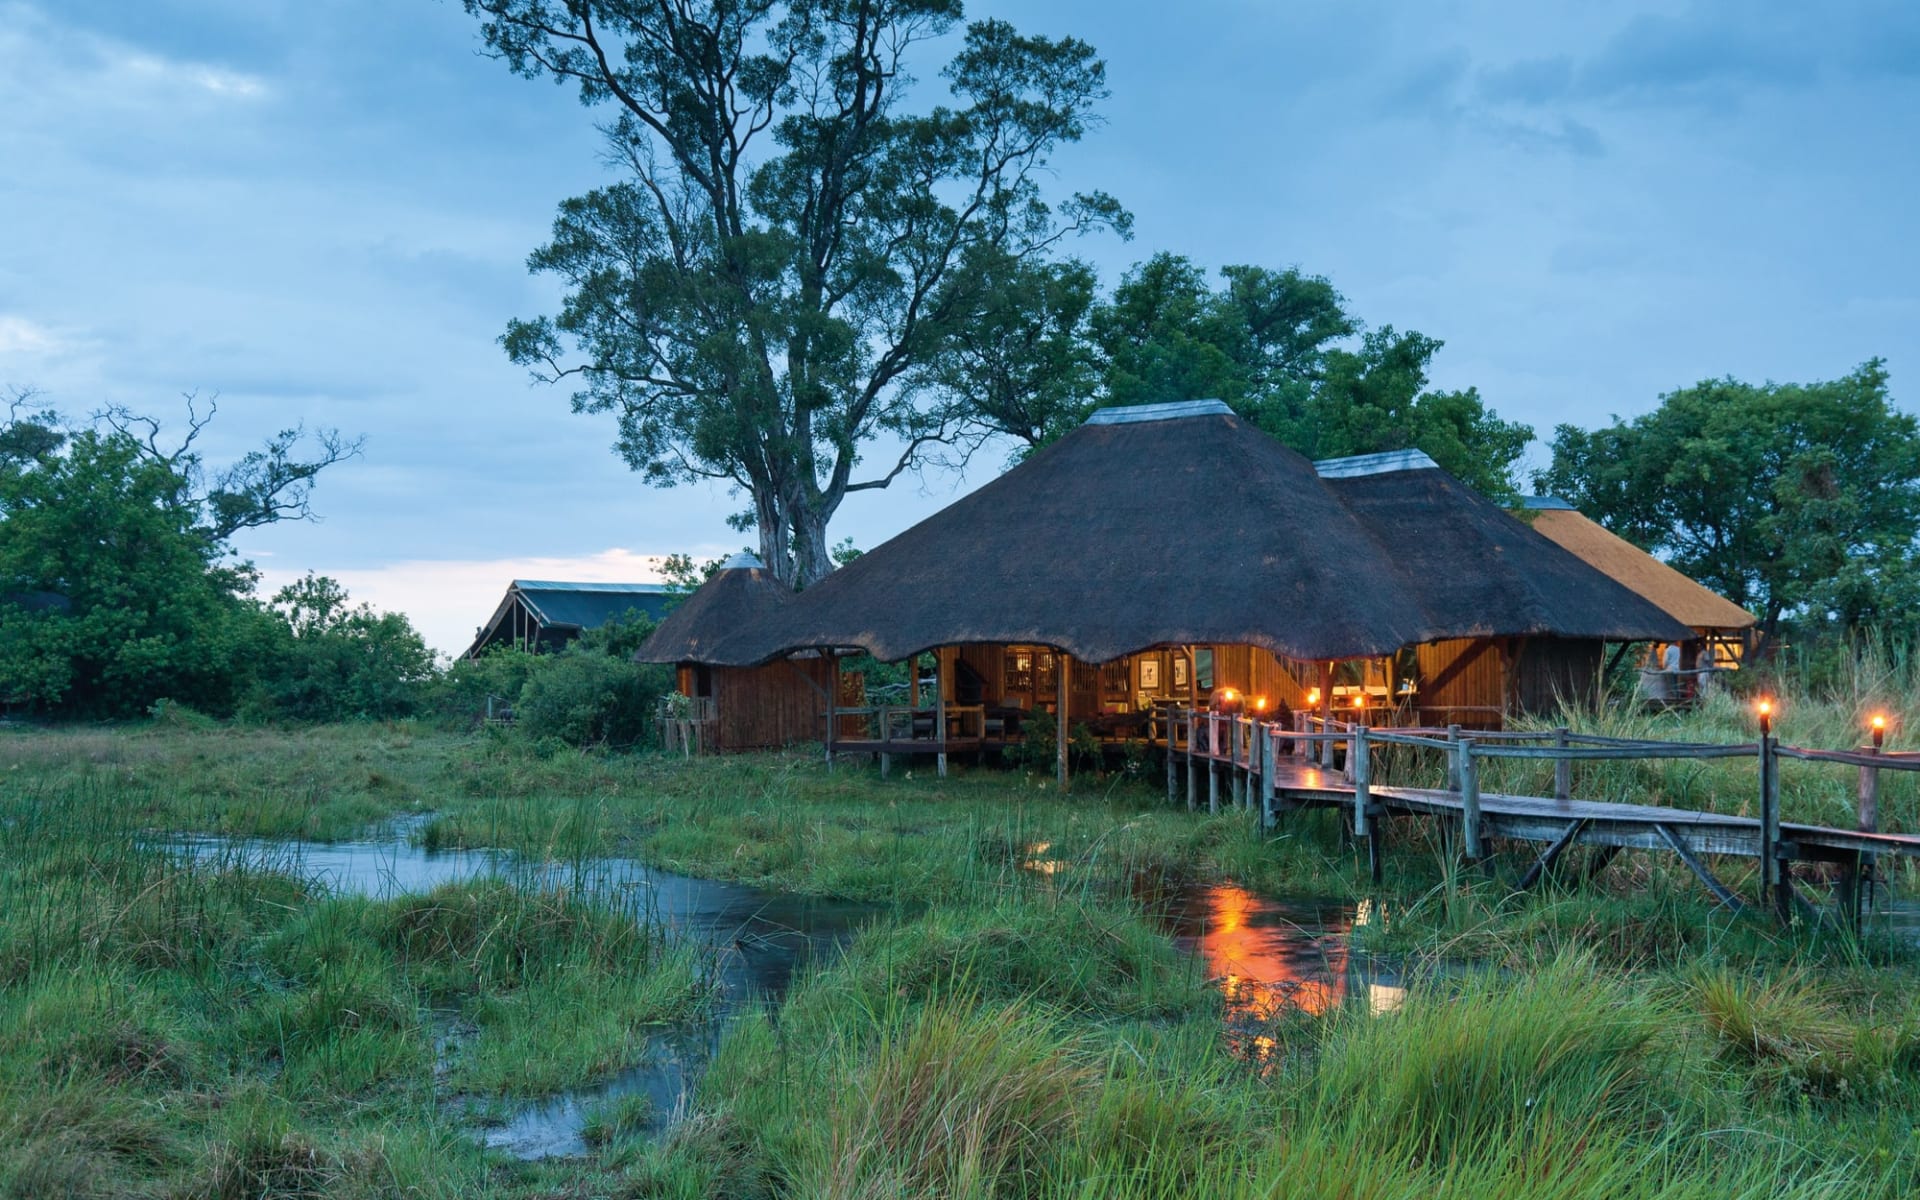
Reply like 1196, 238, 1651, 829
0, 2, 271, 128
1480, 115, 1605, 158
250, 546, 738, 658
1477, 56, 1574, 106
0, 315, 63, 355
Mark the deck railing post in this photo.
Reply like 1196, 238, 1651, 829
1460, 738, 1483, 862
1260, 723, 1277, 829
1165, 708, 1177, 806
1847, 743, 1881, 931
1054, 650, 1068, 791
1553, 726, 1572, 801
1446, 724, 1463, 792
1185, 710, 1197, 812
1353, 725, 1371, 841
1757, 732, 1783, 920
824, 650, 838, 772
1229, 716, 1242, 809
1207, 713, 1220, 814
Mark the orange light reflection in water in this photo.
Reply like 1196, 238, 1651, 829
1190, 884, 1350, 1019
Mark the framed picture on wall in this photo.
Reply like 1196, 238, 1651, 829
1139, 658, 1161, 690
1172, 656, 1189, 689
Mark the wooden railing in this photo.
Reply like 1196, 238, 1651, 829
1166, 705, 1918, 925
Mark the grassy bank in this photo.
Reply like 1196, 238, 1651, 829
4, 696, 1920, 1196
0, 767, 711, 1198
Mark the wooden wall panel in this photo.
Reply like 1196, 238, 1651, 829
711, 658, 832, 752
1414, 639, 1504, 728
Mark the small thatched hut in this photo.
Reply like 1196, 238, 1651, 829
637, 553, 846, 752
1520, 497, 1757, 701
642, 401, 1692, 761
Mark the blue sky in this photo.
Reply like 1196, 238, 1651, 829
3, 1, 1916, 653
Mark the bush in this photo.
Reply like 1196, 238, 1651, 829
513, 648, 668, 749
419, 647, 540, 730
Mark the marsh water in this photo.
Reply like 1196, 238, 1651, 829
178, 820, 1398, 1157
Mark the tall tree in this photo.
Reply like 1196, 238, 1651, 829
1535, 359, 1920, 653
0, 401, 360, 715
465, 0, 1124, 584
978, 252, 1532, 494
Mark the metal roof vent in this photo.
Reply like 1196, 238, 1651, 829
1084, 399, 1235, 426
1313, 448, 1442, 478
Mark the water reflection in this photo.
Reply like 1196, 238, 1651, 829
1149, 883, 1409, 1024
170, 820, 878, 1159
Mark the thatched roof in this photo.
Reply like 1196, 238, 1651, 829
1520, 499, 1756, 632
636, 553, 799, 666
699, 402, 1690, 665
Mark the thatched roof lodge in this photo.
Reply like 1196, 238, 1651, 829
641, 400, 1691, 758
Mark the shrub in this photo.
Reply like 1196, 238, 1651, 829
513, 649, 667, 749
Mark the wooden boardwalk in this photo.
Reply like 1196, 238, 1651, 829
1170, 709, 1920, 926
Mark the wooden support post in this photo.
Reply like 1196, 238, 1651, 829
1227, 716, 1241, 809
1446, 724, 1463, 792
1260, 723, 1276, 829
934, 649, 951, 779
908, 654, 921, 709
1185, 711, 1197, 811
1165, 711, 1177, 806
1207, 714, 1219, 815
1459, 738, 1483, 863
1845, 744, 1881, 930
1352, 725, 1371, 841
824, 650, 838, 772
1055, 650, 1069, 791
1758, 733, 1785, 922
1553, 726, 1572, 801
1318, 661, 1335, 767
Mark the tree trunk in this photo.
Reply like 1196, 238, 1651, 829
791, 504, 835, 586
753, 489, 794, 587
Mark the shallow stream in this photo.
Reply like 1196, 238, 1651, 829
179, 820, 1401, 1157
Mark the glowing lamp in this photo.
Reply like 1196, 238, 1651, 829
1755, 698, 1773, 737
1252, 696, 1269, 713
1307, 688, 1321, 706
1352, 693, 1366, 709
1872, 713, 1888, 750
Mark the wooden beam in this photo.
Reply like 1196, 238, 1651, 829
1519, 819, 1588, 889
1654, 823, 1747, 913
936, 648, 949, 779
1459, 739, 1483, 862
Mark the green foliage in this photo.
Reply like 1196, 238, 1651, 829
978, 251, 1535, 494
247, 572, 436, 722
0, 428, 272, 716
513, 646, 670, 749
469, 0, 1125, 583
0, 403, 362, 720
1538, 359, 1920, 650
